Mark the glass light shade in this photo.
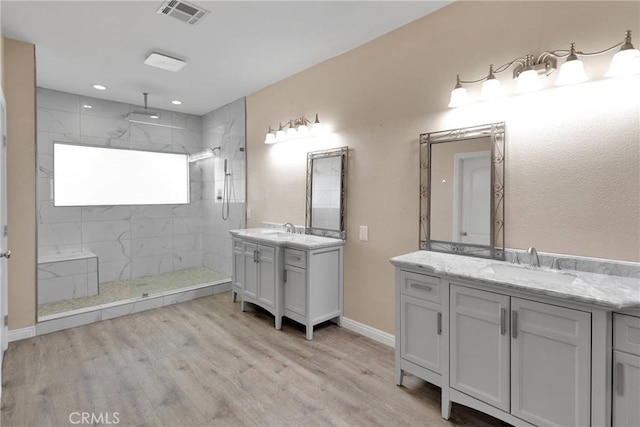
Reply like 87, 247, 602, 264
448, 86, 469, 108
264, 132, 276, 145
606, 48, 640, 77
479, 78, 502, 101
286, 126, 297, 139
556, 58, 588, 85
311, 122, 323, 134
275, 129, 286, 142
515, 69, 542, 93
297, 124, 309, 138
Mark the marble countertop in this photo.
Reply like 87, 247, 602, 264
390, 251, 640, 310
230, 228, 345, 250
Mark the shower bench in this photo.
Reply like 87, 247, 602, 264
37, 250, 99, 304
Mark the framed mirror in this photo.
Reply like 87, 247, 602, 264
305, 147, 348, 239
420, 123, 505, 259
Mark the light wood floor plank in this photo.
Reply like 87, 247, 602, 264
2, 292, 508, 426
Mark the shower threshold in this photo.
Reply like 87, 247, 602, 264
36, 278, 231, 335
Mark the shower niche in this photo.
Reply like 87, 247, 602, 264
36, 88, 246, 324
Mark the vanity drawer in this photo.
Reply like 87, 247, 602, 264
400, 271, 441, 303
614, 313, 640, 355
284, 248, 307, 269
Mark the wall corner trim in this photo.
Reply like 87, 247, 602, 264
8, 326, 36, 343
341, 317, 395, 348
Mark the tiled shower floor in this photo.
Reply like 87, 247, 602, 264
38, 267, 229, 317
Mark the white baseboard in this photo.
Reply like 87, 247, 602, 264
8, 326, 36, 342
341, 317, 395, 348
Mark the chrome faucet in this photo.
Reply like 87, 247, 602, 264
508, 251, 520, 264
283, 222, 295, 233
526, 247, 540, 267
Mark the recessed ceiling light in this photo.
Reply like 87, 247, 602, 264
171, 100, 182, 105
144, 52, 187, 72
83, 105, 92, 109
149, 115, 159, 119
92, 84, 107, 91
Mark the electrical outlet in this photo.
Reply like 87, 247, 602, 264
359, 225, 368, 241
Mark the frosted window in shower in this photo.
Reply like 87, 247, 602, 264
53, 143, 189, 206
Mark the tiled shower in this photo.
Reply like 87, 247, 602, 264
36, 88, 245, 318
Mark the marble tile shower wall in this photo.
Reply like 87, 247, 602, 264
201, 97, 246, 276
36, 88, 205, 283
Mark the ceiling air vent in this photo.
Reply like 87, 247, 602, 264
157, 0, 210, 25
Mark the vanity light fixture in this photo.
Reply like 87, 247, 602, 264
448, 29, 640, 108
264, 114, 323, 144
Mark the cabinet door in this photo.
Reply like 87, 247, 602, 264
232, 241, 244, 294
450, 285, 510, 412
257, 245, 276, 308
400, 294, 442, 374
284, 265, 306, 317
613, 351, 640, 427
511, 298, 590, 427
242, 242, 258, 299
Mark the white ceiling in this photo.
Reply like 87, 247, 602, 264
1, 1, 450, 115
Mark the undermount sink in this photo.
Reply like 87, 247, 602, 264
480, 263, 577, 286
273, 232, 297, 239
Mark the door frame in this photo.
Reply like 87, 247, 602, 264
0, 87, 8, 390
452, 150, 491, 243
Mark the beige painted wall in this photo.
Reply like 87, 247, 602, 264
5, 38, 36, 329
246, 1, 640, 334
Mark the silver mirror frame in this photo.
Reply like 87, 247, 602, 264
419, 122, 505, 260
305, 146, 348, 239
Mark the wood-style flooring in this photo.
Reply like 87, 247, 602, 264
1, 292, 507, 426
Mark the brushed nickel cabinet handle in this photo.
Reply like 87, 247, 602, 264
410, 283, 432, 292
617, 362, 624, 396
500, 308, 507, 335
437, 312, 442, 335
512, 310, 518, 339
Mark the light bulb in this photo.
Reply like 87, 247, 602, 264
286, 121, 297, 139
264, 132, 276, 145
311, 114, 322, 134
275, 123, 286, 142
448, 75, 469, 108
480, 66, 502, 101
606, 49, 640, 77
515, 68, 542, 93
448, 87, 468, 108
606, 30, 640, 77
480, 79, 501, 101
297, 124, 309, 138
556, 44, 587, 86
556, 59, 587, 85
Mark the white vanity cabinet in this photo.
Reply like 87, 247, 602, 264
450, 284, 591, 427
283, 246, 343, 340
230, 229, 344, 339
613, 313, 640, 427
389, 249, 638, 427
395, 270, 444, 387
